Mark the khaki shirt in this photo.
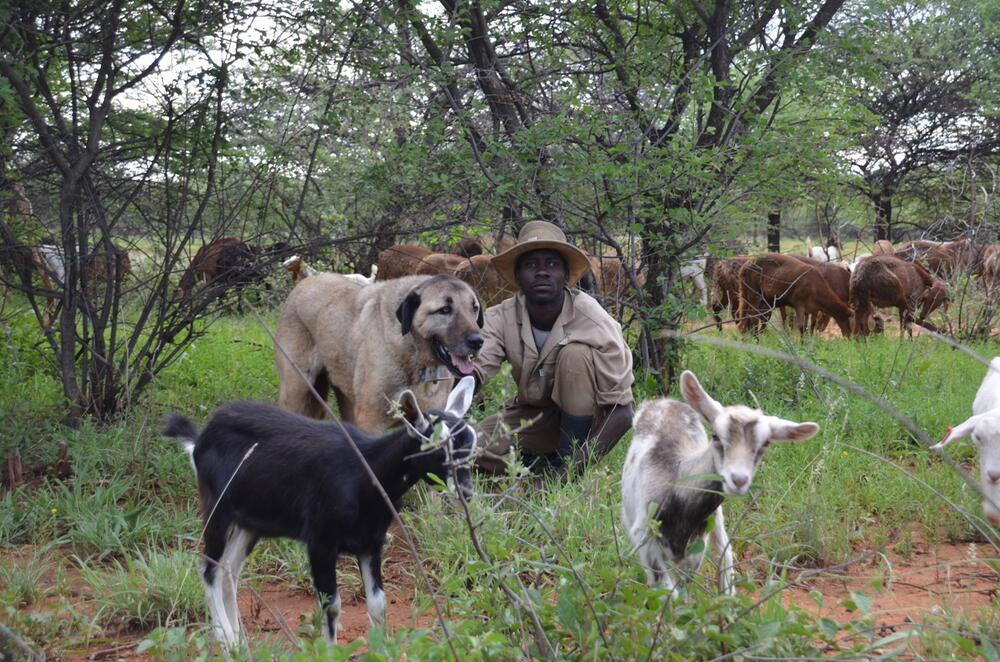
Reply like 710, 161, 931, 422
474, 289, 634, 408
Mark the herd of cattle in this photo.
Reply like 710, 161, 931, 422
5, 230, 1000, 338
710, 237, 995, 337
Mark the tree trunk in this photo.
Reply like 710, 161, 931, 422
874, 191, 892, 241
767, 211, 781, 253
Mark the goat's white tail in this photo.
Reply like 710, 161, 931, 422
163, 415, 199, 467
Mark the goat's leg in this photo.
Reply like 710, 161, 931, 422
900, 307, 912, 337
359, 550, 387, 628
308, 544, 341, 644
219, 526, 257, 638
794, 306, 808, 336
679, 542, 708, 596
202, 521, 240, 647
709, 507, 735, 596
639, 542, 681, 598
693, 273, 707, 308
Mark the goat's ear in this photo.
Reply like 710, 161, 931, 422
396, 291, 421, 335
931, 414, 984, 449
767, 417, 820, 442
398, 389, 428, 431
446, 376, 476, 418
680, 370, 723, 422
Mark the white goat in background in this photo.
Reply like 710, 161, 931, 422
932, 357, 1000, 527
806, 236, 841, 263
621, 371, 819, 596
680, 257, 708, 308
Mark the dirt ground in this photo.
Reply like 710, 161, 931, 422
9, 530, 437, 661
7, 528, 995, 660
782, 534, 998, 632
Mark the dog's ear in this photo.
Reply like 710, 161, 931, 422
396, 291, 421, 335
477, 299, 484, 328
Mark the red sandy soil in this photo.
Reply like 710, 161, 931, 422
7, 530, 436, 661
6, 515, 997, 661
11, 535, 995, 660
780, 534, 998, 635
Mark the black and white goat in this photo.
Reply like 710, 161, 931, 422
621, 371, 819, 596
933, 357, 1000, 527
164, 376, 477, 648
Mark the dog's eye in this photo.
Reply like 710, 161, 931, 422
438, 306, 452, 315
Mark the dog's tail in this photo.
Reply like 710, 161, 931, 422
163, 415, 199, 471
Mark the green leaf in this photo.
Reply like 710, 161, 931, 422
819, 618, 840, 639
849, 591, 873, 615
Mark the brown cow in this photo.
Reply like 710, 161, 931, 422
849, 255, 949, 336
978, 244, 1000, 292
872, 240, 894, 257
176, 237, 253, 300
413, 252, 514, 307
583, 252, 643, 316
376, 243, 433, 280
412, 252, 468, 276
458, 254, 514, 307
84, 245, 132, 287
453, 237, 484, 258
897, 238, 978, 279
783, 255, 851, 332
710, 256, 749, 330
587, 254, 631, 299
737, 253, 853, 336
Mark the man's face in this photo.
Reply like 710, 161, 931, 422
515, 248, 567, 304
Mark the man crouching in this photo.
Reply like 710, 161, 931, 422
474, 221, 634, 475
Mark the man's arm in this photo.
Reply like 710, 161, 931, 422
472, 306, 507, 393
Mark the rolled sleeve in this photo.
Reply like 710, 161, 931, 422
591, 332, 634, 406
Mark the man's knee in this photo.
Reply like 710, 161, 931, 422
556, 342, 593, 373
553, 343, 597, 417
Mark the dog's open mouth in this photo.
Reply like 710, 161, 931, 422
433, 339, 477, 377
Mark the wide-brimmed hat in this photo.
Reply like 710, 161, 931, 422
491, 221, 592, 287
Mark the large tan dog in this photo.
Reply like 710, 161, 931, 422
275, 273, 484, 433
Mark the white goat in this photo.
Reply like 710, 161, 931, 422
281, 256, 378, 286
680, 257, 708, 308
845, 253, 871, 273
621, 371, 819, 596
932, 357, 1000, 527
806, 237, 841, 263
342, 264, 378, 286
35, 243, 65, 283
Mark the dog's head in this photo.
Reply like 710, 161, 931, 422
396, 275, 484, 376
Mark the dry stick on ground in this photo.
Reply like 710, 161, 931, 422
249, 305, 463, 661
665, 331, 1000, 552
240, 581, 300, 645
0, 621, 44, 661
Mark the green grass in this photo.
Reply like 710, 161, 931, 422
1, 300, 998, 659
77, 548, 205, 629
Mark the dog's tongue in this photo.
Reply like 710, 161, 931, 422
450, 353, 476, 375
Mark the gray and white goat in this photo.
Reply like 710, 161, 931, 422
621, 371, 819, 596
933, 357, 1000, 527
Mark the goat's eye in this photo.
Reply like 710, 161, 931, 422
438, 306, 452, 315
